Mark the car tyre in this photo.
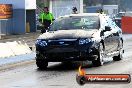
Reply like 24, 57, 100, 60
92, 43, 104, 67
113, 53, 122, 61
113, 40, 123, 61
36, 60, 48, 69
36, 54, 48, 69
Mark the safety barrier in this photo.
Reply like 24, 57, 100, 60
122, 16, 132, 34
0, 41, 32, 58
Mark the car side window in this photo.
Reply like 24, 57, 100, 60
100, 16, 109, 29
108, 17, 115, 29
108, 17, 119, 32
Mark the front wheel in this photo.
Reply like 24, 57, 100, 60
92, 43, 104, 67
36, 54, 48, 69
36, 60, 48, 69
113, 49, 123, 61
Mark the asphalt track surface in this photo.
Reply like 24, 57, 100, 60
0, 34, 132, 88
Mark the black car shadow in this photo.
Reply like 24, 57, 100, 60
36, 57, 119, 71
37, 61, 93, 71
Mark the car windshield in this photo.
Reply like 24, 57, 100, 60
49, 16, 100, 31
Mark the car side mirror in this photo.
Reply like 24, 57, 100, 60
103, 26, 112, 32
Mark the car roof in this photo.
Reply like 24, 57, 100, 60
59, 13, 107, 18
70, 13, 100, 16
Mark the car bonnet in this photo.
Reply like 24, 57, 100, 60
38, 29, 98, 40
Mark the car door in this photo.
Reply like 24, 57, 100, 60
108, 18, 119, 52
100, 16, 113, 54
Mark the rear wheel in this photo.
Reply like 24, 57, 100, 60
92, 43, 104, 67
36, 54, 48, 69
113, 53, 123, 61
113, 40, 123, 61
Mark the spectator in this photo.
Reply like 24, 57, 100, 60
39, 7, 54, 33
72, 7, 78, 14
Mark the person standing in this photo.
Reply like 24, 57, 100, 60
72, 7, 78, 14
39, 7, 54, 33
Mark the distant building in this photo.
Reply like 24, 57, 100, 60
103, 5, 118, 18
49, 0, 83, 19
0, 0, 36, 35
84, 5, 103, 13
